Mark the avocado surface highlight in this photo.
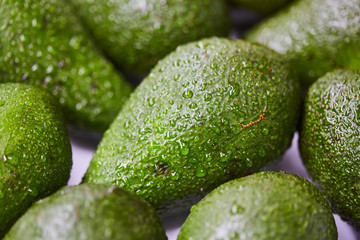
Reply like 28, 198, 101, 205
246, 0, 360, 88
300, 69, 360, 228
68, 0, 231, 74
0, 83, 72, 238
178, 171, 337, 240
84, 37, 300, 216
0, 0, 133, 132
4, 184, 167, 240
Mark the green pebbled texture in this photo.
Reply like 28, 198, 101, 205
0, 83, 72, 238
0, 0, 133, 132
230, 0, 292, 15
68, 0, 231, 74
299, 69, 360, 228
178, 171, 337, 240
246, 0, 360, 88
84, 37, 301, 216
4, 184, 167, 240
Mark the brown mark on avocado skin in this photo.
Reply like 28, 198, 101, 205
238, 106, 270, 129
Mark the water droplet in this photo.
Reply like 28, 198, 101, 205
178, 140, 190, 156
169, 119, 176, 127
157, 126, 165, 134
195, 168, 207, 177
189, 102, 197, 109
221, 118, 229, 126
174, 74, 180, 81
245, 158, 253, 167
261, 127, 269, 136
183, 90, 193, 98
147, 97, 155, 106
177, 104, 183, 110
205, 153, 213, 162
6, 155, 18, 166
220, 152, 231, 162
230, 203, 245, 215
117, 146, 126, 153
41, 156, 47, 163
189, 158, 199, 163
229, 84, 240, 98
207, 107, 214, 113
207, 139, 217, 150
169, 100, 174, 105
204, 93, 212, 101
28, 187, 39, 197
210, 125, 221, 135
210, 63, 217, 69
0, 100, 5, 106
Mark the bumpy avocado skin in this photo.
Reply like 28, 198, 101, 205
230, 0, 292, 15
68, 0, 231, 74
84, 37, 300, 216
299, 69, 360, 228
246, 0, 360, 88
4, 184, 167, 240
0, 0, 133, 132
178, 171, 337, 240
0, 83, 72, 238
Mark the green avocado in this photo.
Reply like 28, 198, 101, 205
83, 37, 301, 216
0, 83, 72, 238
246, 0, 360, 88
68, 0, 231, 74
299, 69, 360, 228
230, 0, 292, 15
0, 0, 133, 132
4, 184, 167, 240
178, 171, 337, 240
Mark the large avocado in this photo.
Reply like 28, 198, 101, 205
0, 0, 133, 132
246, 0, 360, 88
178, 171, 337, 240
4, 184, 167, 240
299, 69, 360, 228
0, 83, 72, 237
68, 0, 231, 74
83, 37, 300, 216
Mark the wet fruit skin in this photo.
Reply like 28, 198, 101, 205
4, 184, 167, 240
230, 0, 292, 15
0, 0, 133, 132
68, 0, 231, 74
0, 83, 72, 238
83, 37, 301, 216
299, 69, 360, 228
246, 0, 360, 88
178, 171, 337, 240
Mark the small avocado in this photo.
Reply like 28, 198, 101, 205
83, 37, 300, 216
178, 171, 337, 240
246, 0, 360, 88
0, 83, 72, 237
230, 0, 292, 15
299, 69, 360, 228
68, 0, 231, 74
4, 184, 167, 240
0, 0, 133, 132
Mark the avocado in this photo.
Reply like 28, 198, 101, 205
178, 171, 337, 240
0, 83, 72, 237
0, 0, 133, 132
299, 69, 360, 228
83, 37, 301, 216
4, 184, 167, 240
246, 0, 360, 88
68, 0, 231, 74
230, 0, 292, 15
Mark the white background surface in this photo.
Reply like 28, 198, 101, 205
68, 131, 360, 239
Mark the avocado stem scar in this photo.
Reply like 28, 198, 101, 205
238, 106, 269, 129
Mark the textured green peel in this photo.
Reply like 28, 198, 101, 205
84, 37, 300, 216
178, 171, 337, 240
4, 184, 167, 240
247, 0, 360, 88
0, 0, 133, 132
300, 69, 360, 228
0, 83, 72, 238
68, 0, 231, 74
